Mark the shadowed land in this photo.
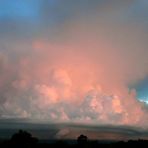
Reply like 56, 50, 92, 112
1, 129, 148, 148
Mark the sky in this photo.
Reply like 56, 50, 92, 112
0, 0, 148, 128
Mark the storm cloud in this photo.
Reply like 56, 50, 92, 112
0, 0, 148, 127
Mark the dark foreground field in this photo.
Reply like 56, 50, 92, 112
1, 130, 148, 148
1, 139, 148, 148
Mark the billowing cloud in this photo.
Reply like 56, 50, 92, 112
0, 0, 148, 128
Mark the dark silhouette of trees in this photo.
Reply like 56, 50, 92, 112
1, 130, 148, 148
10, 130, 38, 147
77, 134, 88, 146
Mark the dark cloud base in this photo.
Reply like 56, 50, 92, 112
0, 120, 148, 140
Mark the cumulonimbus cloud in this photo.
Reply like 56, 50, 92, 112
0, 0, 148, 127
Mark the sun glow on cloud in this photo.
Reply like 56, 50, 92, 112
0, 0, 148, 128
0, 40, 146, 127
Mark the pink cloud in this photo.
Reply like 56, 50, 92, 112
0, 1, 148, 127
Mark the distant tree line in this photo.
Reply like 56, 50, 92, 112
1, 130, 148, 148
